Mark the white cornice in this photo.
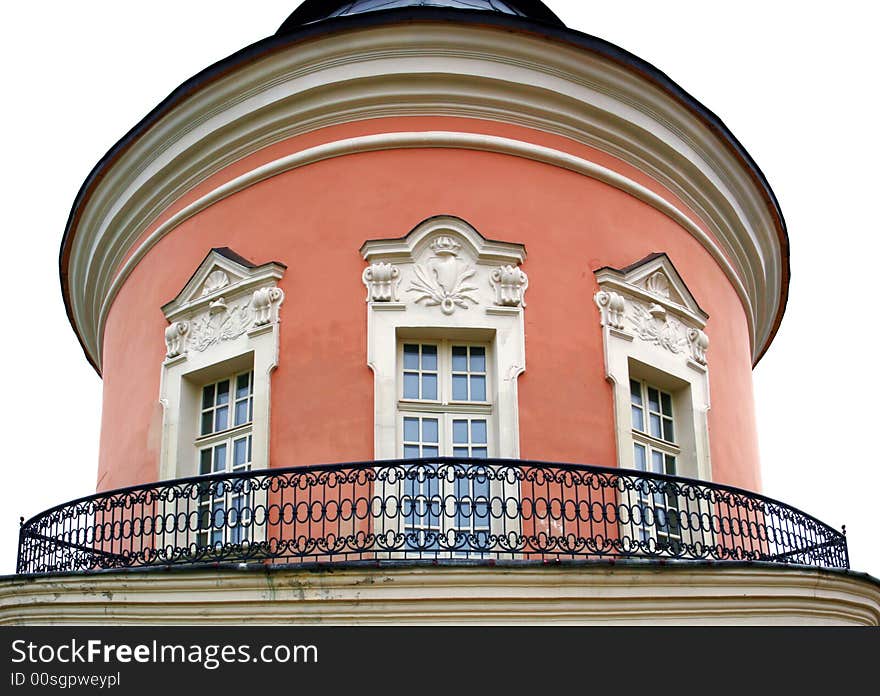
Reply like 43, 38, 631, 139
65, 24, 785, 371
2, 565, 877, 625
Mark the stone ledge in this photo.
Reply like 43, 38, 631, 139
2, 561, 878, 626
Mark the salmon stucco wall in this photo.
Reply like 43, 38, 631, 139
97, 118, 760, 494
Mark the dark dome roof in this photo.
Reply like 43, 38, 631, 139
278, 0, 565, 32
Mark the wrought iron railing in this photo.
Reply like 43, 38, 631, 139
17, 458, 849, 574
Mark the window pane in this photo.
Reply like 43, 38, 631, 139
649, 413, 662, 439
661, 392, 672, 417
423, 446, 439, 458
633, 444, 647, 471
647, 388, 660, 413
403, 344, 419, 370
216, 380, 230, 405
403, 417, 419, 442
404, 445, 421, 459
421, 345, 437, 370
403, 372, 419, 399
470, 347, 486, 372
470, 375, 486, 401
213, 444, 227, 473
471, 420, 488, 444
452, 374, 468, 401
422, 373, 438, 400
630, 380, 642, 405
453, 447, 470, 458
452, 420, 468, 444
651, 449, 664, 474
234, 400, 249, 427
664, 454, 676, 475
422, 418, 439, 443
233, 438, 249, 468
631, 405, 644, 432
201, 411, 213, 436
214, 406, 229, 432
452, 346, 468, 371
199, 449, 212, 475
236, 373, 251, 399
663, 418, 675, 443
202, 384, 215, 409
472, 447, 488, 459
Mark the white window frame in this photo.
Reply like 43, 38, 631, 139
158, 249, 284, 482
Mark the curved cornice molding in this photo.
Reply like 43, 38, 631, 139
63, 24, 786, 372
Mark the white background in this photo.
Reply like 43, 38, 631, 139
0, 1, 876, 579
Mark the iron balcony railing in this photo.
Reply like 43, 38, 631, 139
17, 458, 849, 574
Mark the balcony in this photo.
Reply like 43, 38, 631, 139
16, 458, 848, 574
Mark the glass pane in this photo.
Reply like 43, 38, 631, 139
202, 384, 215, 409
234, 400, 249, 427
663, 418, 675, 443
199, 449, 212, 475
630, 380, 642, 405
403, 372, 419, 399
421, 345, 437, 371
651, 449, 664, 474
201, 411, 213, 436
233, 438, 249, 467
236, 373, 251, 399
633, 443, 647, 471
214, 406, 229, 433
213, 444, 227, 473
452, 346, 468, 371
471, 420, 488, 444
422, 374, 438, 400
649, 413, 662, 439
453, 447, 470, 458
403, 344, 419, 370
216, 380, 230, 405
470, 347, 486, 372
472, 447, 488, 459
470, 375, 486, 401
631, 405, 644, 432
647, 388, 660, 413
422, 419, 439, 443
423, 446, 439, 458
403, 417, 419, 442
452, 374, 468, 400
404, 445, 420, 459
661, 392, 672, 417
664, 454, 676, 475
453, 420, 468, 444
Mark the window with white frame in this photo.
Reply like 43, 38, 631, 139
196, 370, 255, 547
398, 341, 492, 550
630, 378, 681, 549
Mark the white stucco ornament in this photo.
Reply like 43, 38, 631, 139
252, 287, 285, 327
490, 265, 529, 307
595, 290, 626, 331
164, 321, 190, 359
408, 236, 479, 315
362, 262, 400, 302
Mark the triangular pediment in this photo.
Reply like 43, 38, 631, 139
595, 253, 708, 326
162, 248, 286, 321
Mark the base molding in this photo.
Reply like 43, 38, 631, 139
2, 561, 878, 626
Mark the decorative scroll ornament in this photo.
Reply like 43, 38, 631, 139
201, 269, 230, 296
490, 265, 529, 307
407, 236, 479, 315
252, 287, 285, 327
164, 321, 190, 359
594, 290, 626, 331
629, 301, 688, 354
688, 328, 710, 366
362, 262, 400, 302
187, 301, 252, 352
